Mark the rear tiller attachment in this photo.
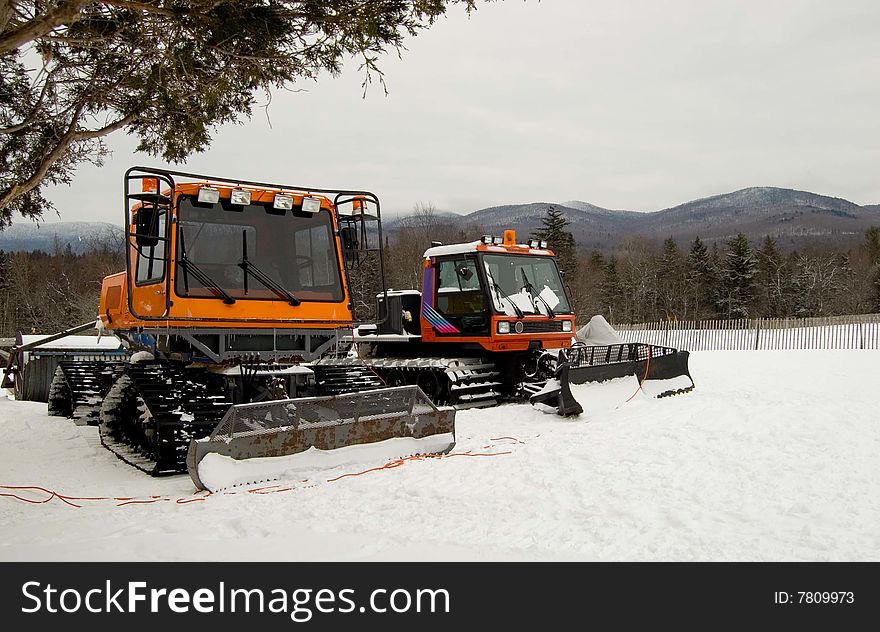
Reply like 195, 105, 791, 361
565, 342, 694, 397
529, 342, 694, 415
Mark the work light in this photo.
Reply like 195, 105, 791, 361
301, 197, 322, 213
197, 187, 220, 204
273, 194, 294, 210
230, 189, 252, 205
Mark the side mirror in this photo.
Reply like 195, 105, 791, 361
457, 266, 473, 281
340, 226, 359, 252
135, 207, 160, 248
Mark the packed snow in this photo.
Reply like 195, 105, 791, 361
17, 334, 122, 351
197, 433, 457, 492
1, 350, 878, 561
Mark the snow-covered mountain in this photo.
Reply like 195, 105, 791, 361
430, 187, 880, 250
2, 188, 878, 253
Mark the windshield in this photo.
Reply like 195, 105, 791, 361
482, 253, 571, 315
175, 197, 343, 302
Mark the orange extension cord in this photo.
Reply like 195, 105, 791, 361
623, 345, 652, 403
0, 437, 523, 509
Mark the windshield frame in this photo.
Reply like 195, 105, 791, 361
173, 194, 345, 304
479, 252, 572, 316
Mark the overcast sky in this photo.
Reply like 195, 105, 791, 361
41, 0, 880, 225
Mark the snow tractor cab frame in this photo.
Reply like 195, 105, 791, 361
44, 167, 455, 483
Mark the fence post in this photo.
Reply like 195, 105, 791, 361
754, 318, 760, 350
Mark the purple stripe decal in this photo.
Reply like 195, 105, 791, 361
422, 304, 460, 334
422, 265, 434, 308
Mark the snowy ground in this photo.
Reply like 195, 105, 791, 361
1, 351, 878, 561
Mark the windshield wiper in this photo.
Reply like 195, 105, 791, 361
178, 230, 236, 304
238, 230, 301, 306
519, 269, 555, 318
492, 282, 524, 319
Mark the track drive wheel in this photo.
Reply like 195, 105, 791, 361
416, 369, 448, 404
385, 368, 406, 387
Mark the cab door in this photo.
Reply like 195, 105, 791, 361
127, 192, 170, 319
423, 255, 490, 338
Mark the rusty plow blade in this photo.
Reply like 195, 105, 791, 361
186, 386, 456, 491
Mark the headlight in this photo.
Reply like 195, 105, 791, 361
497, 321, 510, 334
197, 187, 220, 204
562, 320, 572, 332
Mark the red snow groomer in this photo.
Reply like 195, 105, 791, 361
347, 230, 694, 414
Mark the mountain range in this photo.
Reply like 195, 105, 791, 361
1, 188, 878, 253
391, 187, 880, 251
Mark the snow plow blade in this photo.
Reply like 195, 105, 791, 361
186, 386, 456, 491
565, 343, 695, 397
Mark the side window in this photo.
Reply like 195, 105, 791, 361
135, 211, 166, 284
294, 224, 335, 288
436, 258, 484, 315
437, 259, 480, 293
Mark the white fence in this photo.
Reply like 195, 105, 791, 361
613, 314, 880, 350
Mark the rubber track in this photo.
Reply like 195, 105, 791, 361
100, 362, 232, 475
51, 360, 125, 425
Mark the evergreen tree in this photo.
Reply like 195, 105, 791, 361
536, 206, 578, 278
719, 233, 757, 319
864, 226, 880, 311
755, 236, 791, 317
535, 206, 579, 313
656, 237, 685, 319
598, 256, 622, 323
864, 226, 880, 265
685, 236, 718, 319
0, 249, 9, 335
0, 0, 480, 225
